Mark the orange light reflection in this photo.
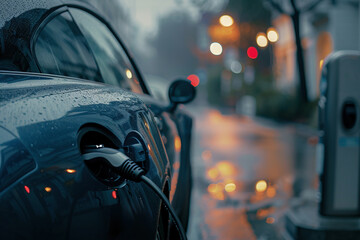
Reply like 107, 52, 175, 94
112, 190, 117, 199
266, 186, 276, 198
266, 217, 275, 224
216, 161, 237, 177
174, 136, 181, 153
66, 169, 76, 174
207, 168, 219, 180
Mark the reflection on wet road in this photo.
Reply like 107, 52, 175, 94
187, 107, 305, 240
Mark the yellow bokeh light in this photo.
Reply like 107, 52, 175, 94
207, 168, 219, 180
207, 183, 220, 193
319, 59, 324, 69
256, 33, 268, 48
66, 169, 76, 174
44, 187, 52, 192
267, 28, 279, 43
213, 192, 225, 200
125, 69, 133, 79
224, 183, 236, 193
219, 15, 234, 27
216, 161, 236, 177
255, 180, 268, 193
208, 183, 225, 200
210, 42, 223, 56
174, 136, 181, 153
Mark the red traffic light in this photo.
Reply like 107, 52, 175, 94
247, 47, 258, 59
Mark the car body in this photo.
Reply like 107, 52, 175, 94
0, 1, 194, 239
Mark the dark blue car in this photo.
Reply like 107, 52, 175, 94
0, 1, 195, 239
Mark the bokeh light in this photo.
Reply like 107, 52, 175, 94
219, 15, 234, 27
247, 47, 258, 59
256, 33, 268, 47
266, 217, 275, 224
207, 167, 220, 180
210, 42, 223, 56
267, 28, 279, 43
255, 180, 268, 193
230, 61, 242, 74
266, 185, 277, 198
187, 74, 200, 87
44, 187, 52, 192
224, 183, 236, 193
126, 69, 133, 79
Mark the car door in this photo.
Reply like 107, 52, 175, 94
0, 7, 170, 240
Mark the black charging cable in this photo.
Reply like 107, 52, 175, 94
83, 147, 187, 240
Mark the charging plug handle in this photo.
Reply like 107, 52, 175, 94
83, 147, 145, 182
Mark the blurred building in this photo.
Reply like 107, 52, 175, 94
270, 0, 359, 100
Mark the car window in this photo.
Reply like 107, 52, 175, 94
69, 8, 143, 94
34, 12, 102, 82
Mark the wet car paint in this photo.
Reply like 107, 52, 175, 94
0, 72, 169, 239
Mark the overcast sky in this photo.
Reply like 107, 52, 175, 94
119, 0, 200, 35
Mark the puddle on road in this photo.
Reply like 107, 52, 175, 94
188, 109, 293, 240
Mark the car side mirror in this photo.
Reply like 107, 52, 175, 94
166, 79, 196, 113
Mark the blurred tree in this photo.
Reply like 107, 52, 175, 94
148, 10, 199, 80
265, 0, 324, 103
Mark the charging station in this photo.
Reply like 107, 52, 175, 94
318, 51, 360, 216
285, 51, 360, 239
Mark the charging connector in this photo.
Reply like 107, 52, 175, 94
83, 147, 187, 240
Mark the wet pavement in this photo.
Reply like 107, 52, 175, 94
186, 106, 317, 240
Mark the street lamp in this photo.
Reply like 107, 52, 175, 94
219, 15, 234, 27
267, 27, 279, 43
256, 32, 268, 48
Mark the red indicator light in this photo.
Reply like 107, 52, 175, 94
187, 74, 200, 87
24, 185, 30, 194
112, 190, 117, 199
247, 47, 258, 59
